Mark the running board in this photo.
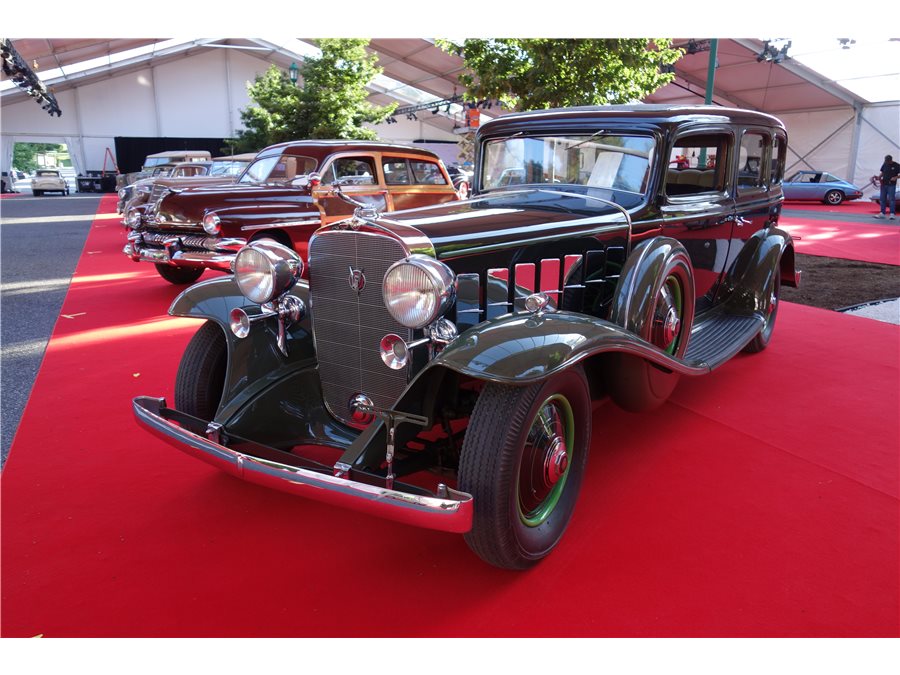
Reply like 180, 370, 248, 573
685, 312, 764, 370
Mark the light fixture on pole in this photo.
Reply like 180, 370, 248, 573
288, 61, 299, 85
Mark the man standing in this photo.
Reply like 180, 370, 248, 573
874, 154, 900, 219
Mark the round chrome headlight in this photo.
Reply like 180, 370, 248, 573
383, 255, 455, 329
118, 188, 127, 199
202, 212, 221, 235
233, 240, 303, 305
125, 208, 142, 229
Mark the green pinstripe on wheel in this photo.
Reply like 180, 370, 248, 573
517, 394, 575, 527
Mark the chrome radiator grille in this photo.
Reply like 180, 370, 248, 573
308, 230, 412, 426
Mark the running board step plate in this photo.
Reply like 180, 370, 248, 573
685, 313, 764, 370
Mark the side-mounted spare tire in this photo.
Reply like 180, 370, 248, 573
605, 238, 695, 413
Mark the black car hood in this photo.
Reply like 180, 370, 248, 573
375, 189, 635, 260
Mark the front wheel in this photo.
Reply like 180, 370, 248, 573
824, 189, 844, 205
459, 367, 591, 569
155, 263, 204, 285
174, 321, 227, 419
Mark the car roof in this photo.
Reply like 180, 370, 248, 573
479, 104, 786, 136
256, 140, 442, 160
212, 153, 256, 161
146, 150, 212, 158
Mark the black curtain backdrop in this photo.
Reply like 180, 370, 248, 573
114, 136, 231, 173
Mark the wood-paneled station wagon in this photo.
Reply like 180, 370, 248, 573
134, 106, 800, 569
122, 141, 459, 284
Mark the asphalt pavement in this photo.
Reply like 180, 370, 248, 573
1, 193, 103, 468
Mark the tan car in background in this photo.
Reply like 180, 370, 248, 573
31, 169, 69, 196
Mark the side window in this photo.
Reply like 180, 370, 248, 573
770, 133, 786, 185
665, 133, 731, 197
328, 157, 376, 185
738, 131, 767, 190
410, 160, 448, 185
383, 159, 411, 185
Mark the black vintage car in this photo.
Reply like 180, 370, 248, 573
134, 105, 800, 569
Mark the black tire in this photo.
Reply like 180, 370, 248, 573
743, 268, 781, 353
459, 367, 591, 569
155, 263, 204, 285
824, 189, 844, 205
606, 245, 694, 412
174, 321, 228, 420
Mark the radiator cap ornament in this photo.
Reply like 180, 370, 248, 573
348, 266, 366, 293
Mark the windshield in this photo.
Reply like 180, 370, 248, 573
239, 154, 317, 184
210, 160, 251, 177
481, 134, 655, 197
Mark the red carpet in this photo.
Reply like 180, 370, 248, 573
784, 199, 880, 216
779, 217, 900, 265
2, 195, 898, 637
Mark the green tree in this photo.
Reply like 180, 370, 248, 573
437, 39, 683, 110
12, 142, 64, 173
230, 39, 396, 153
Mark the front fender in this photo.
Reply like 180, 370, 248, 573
431, 311, 709, 385
169, 277, 316, 424
335, 311, 710, 471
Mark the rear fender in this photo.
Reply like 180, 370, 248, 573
718, 226, 796, 315
169, 277, 316, 423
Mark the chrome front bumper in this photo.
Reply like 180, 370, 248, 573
124, 231, 246, 272
132, 396, 474, 534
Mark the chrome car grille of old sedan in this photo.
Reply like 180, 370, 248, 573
136, 231, 221, 249
308, 230, 412, 427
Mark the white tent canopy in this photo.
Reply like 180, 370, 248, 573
2, 37, 897, 190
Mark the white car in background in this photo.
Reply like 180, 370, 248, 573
31, 169, 70, 196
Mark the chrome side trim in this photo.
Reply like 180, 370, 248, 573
241, 219, 321, 232
133, 396, 473, 534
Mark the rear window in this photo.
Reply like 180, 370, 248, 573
410, 160, 447, 185
325, 157, 377, 185
383, 159, 411, 185
666, 133, 731, 196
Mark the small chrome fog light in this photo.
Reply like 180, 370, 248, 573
229, 307, 251, 338
380, 334, 409, 370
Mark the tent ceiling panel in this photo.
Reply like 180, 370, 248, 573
3, 37, 883, 120
9, 38, 163, 71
